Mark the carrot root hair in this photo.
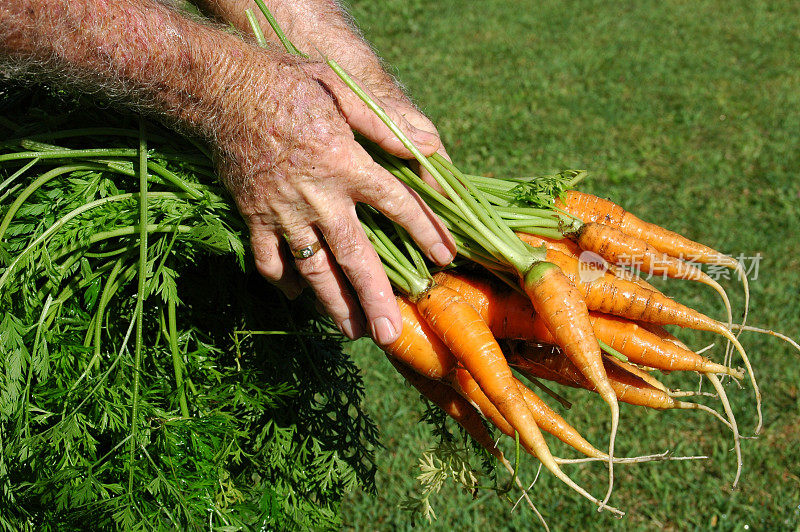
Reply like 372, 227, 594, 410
675, 400, 734, 431
714, 325, 762, 434
705, 373, 743, 488
555, 450, 708, 465
731, 324, 800, 354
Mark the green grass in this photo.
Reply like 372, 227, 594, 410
340, 0, 800, 529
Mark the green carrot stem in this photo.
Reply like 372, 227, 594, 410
383, 263, 412, 295
514, 227, 563, 239
0, 157, 38, 195
0, 163, 108, 240
0, 147, 138, 162
598, 340, 628, 363
52, 224, 192, 265
328, 59, 528, 268
146, 161, 204, 198
373, 151, 501, 256
84, 257, 127, 358
168, 296, 190, 418
245, 8, 268, 47
504, 219, 560, 229
128, 118, 150, 498
357, 206, 417, 274
360, 216, 429, 296
253, 0, 307, 57
433, 154, 538, 257
493, 206, 558, 218
392, 221, 430, 278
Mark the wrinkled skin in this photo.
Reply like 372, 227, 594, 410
216, 59, 455, 343
0, 0, 456, 345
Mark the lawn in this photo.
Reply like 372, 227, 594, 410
339, 0, 800, 529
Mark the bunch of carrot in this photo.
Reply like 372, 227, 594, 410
359, 178, 771, 520
305, 59, 800, 527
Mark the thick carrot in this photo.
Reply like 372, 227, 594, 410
517, 232, 659, 291
541, 247, 760, 432
636, 321, 690, 350
518, 261, 619, 506
385, 294, 607, 460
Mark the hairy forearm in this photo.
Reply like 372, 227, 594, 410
0, 0, 293, 143
193, 0, 402, 98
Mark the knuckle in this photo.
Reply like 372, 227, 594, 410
252, 252, 283, 282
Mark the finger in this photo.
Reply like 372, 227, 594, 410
387, 102, 450, 193
352, 161, 455, 266
249, 223, 303, 299
317, 70, 440, 158
284, 225, 365, 340
315, 206, 403, 346
413, 144, 451, 194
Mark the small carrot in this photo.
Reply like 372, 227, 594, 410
557, 190, 738, 268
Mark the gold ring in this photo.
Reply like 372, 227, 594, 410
291, 241, 322, 260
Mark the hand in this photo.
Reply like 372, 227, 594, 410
214, 56, 455, 344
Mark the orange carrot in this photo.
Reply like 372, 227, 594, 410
387, 288, 621, 511
589, 313, 741, 377
522, 230, 735, 339
558, 190, 751, 365
386, 296, 457, 379
451, 367, 605, 459
636, 321, 690, 351
385, 295, 606, 460
434, 271, 739, 377
558, 190, 737, 268
518, 261, 619, 506
414, 283, 541, 455
509, 343, 733, 425
508, 344, 675, 408
516, 232, 656, 288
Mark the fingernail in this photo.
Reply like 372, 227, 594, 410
430, 242, 454, 265
340, 318, 357, 340
371, 316, 397, 345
